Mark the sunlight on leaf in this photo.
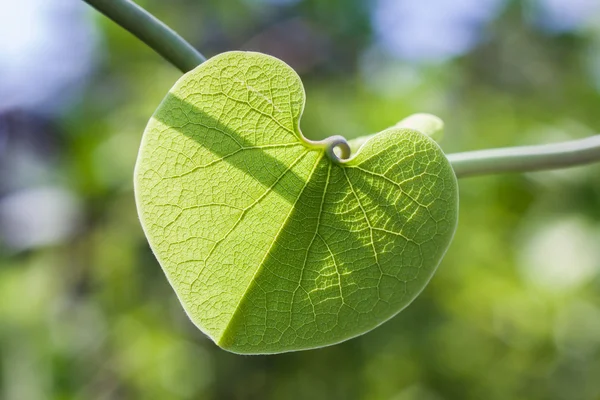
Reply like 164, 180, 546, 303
134, 51, 459, 354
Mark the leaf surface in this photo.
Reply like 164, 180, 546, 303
134, 51, 458, 354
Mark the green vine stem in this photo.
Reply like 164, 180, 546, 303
448, 135, 600, 178
82, 0, 600, 177
83, 0, 206, 72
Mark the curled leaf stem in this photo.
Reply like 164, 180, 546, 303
305, 135, 351, 163
83, 0, 206, 72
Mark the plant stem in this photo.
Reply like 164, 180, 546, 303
83, 0, 206, 72
447, 135, 600, 178
82, 1, 600, 179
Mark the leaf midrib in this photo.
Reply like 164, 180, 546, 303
218, 150, 325, 345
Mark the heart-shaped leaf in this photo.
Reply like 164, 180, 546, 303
134, 52, 458, 354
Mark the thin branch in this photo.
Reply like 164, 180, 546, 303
83, 0, 206, 72
447, 135, 600, 178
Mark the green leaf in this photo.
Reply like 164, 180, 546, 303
134, 51, 459, 354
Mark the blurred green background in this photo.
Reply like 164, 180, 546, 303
2, 0, 600, 399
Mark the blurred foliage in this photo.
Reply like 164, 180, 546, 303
1, 0, 600, 399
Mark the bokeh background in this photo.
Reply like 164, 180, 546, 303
2, 0, 600, 398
